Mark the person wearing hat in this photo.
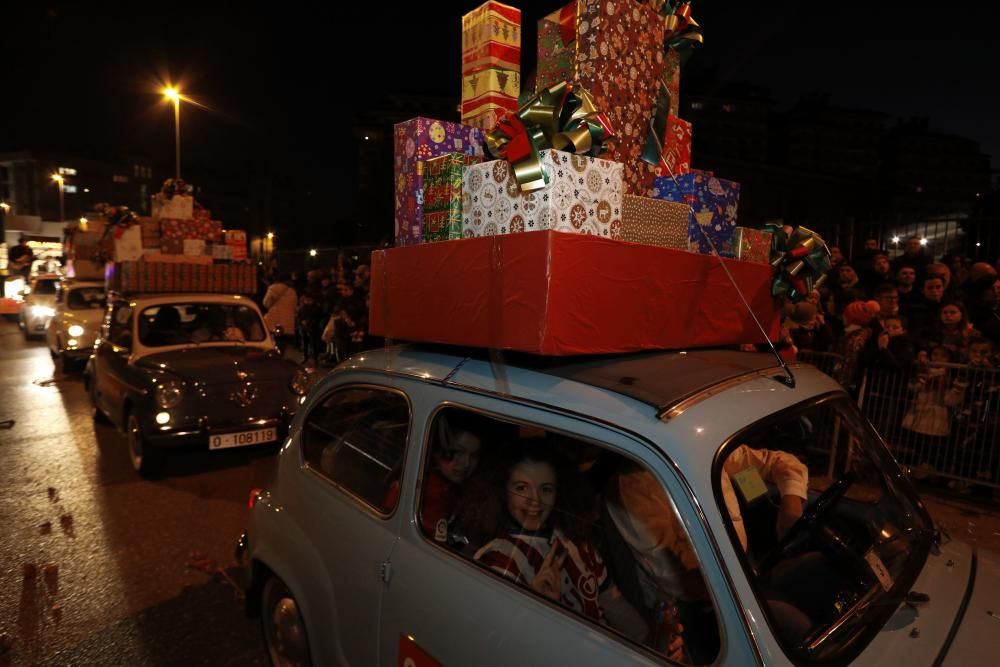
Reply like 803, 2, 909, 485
833, 300, 880, 394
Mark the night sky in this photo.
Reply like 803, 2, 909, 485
2, 2, 997, 237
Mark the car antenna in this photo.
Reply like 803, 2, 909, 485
661, 166, 795, 388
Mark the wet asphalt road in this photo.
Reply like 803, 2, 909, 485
0, 318, 273, 666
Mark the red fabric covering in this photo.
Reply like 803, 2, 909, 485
370, 231, 779, 356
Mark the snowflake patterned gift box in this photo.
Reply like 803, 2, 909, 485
461, 1, 521, 132
650, 172, 741, 255
462, 150, 623, 239
536, 0, 667, 196
394, 117, 485, 247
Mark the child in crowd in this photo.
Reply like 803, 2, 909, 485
832, 300, 880, 394
925, 299, 980, 361
868, 315, 917, 372
901, 345, 968, 477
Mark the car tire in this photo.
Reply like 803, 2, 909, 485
61, 354, 78, 375
261, 576, 312, 667
127, 412, 163, 477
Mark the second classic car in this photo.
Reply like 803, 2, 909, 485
86, 292, 309, 475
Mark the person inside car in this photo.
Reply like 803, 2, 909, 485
465, 441, 671, 657
384, 412, 483, 543
145, 306, 184, 346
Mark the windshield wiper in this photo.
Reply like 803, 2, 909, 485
802, 586, 882, 654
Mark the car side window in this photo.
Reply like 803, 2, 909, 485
428, 409, 721, 665
302, 386, 410, 513
107, 303, 133, 349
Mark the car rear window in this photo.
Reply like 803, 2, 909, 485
68, 287, 106, 310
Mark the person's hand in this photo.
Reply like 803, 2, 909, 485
530, 543, 567, 601
776, 495, 804, 541
664, 626, 685, 662
877, 331, 889, 350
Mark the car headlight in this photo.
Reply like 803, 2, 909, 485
68, 324, 85, 338
31, 305, 56, 318
289, 367, 314, 396
154, 380, 184, 408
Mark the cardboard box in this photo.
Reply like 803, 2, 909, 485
650, 173, 742, 255
370, 231, 779, 355
621, 194, 690, 250
183, 239, 207, 256
113, 225, 144, 262
137, 216, 161, 248
461, 1, 521, 131
654, 116, 692, 178
107, 260, 255, 294
394, 117, 485, 246
223, 229, 247, 261
536, 4, 576, 90
462, 150, 623, 238
65, 258, 105, 280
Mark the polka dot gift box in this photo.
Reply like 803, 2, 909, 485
462, 150, 623, 239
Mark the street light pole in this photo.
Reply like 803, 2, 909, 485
51, 174, 65, 222
164, 87, 182, 180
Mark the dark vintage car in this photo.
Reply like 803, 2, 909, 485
85, 292, 310, 475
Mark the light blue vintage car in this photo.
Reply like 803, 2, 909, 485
238, 346, 998, 666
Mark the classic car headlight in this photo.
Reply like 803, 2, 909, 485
289, 367, 313, 396
155, 380, 184, 408
68, 324, 85, 338
31, 305, 56, 318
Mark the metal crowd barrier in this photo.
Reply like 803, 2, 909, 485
797, 350, 1000, 490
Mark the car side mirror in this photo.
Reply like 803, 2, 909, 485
112, 333, 132, 352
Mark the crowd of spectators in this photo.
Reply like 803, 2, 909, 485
778, 236, 1000, 376
256, 251, 377, 365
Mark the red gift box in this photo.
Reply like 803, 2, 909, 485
370, 231, 779, 355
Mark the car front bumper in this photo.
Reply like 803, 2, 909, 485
143, 413, 292, 449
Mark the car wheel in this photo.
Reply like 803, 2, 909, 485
127, 413, 162, 477
61, 354, 78, 374
261, 576, 312, 667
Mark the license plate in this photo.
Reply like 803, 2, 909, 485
209, 427, 277, 450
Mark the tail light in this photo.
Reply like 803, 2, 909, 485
248, 488, 263, 509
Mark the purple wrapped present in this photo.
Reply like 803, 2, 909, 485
393, 117, 485, 246
649, 172, 741, 254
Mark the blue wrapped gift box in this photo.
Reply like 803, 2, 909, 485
649, 172, 741, 255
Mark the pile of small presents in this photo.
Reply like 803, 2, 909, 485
372, 0, 831, 355
64, 179, 255, 294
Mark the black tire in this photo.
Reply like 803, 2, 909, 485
127, 412, 163, 477
261, 576, 312, 667
61, 354, 80, 375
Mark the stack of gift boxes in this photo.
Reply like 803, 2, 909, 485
67, 186, 255, 294
375, 1, 783, 354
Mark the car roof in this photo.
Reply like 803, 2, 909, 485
345, 344, 787, 415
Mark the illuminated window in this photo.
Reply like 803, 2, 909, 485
58, 167, 77, 176
63, 185, 78, 194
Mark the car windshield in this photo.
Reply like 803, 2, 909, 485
138, 302, 267, 347
67, 287, 106, 310
714, 396, 932, 664
33, 279, 58, 295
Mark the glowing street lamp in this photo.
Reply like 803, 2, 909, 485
309, 249, 317, 257
163, 86, 182, 180
51, 173, 65, 222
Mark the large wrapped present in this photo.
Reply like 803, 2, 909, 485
370, 231, 779, 355
463, 150, 623, 238
461, 1, 521, 131
107, 260, 255, 294
224, 230, 248, 261
160, 217, 222, 244
394, 117, 485, 247
142, 252, 212, 265
151, 194, 194, 221
621, 194, 689, 250
183, 239, 207, 257
727, 227, 773, 265
650, 172, 741, 254
536, 0, 666, 195
421, 154, 470, 243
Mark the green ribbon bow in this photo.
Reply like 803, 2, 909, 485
486, 81, 615, 192
764, 224, 832, 302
